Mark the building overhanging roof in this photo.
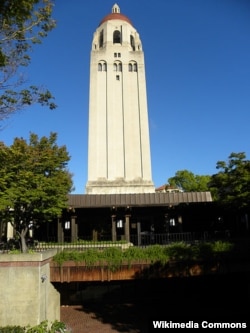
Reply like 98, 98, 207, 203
67, 192, 213, 209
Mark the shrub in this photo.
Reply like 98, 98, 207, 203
144, 244, 168, 263
52, 241, 234, 269
0, 326, 25, 333
122, 246, 146, 263
211, 240, 234, 253
164, 242, 194, 260
193, 242, 213, 260
0, 320, 71, 333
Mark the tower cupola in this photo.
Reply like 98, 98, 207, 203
99, 4, 132, 26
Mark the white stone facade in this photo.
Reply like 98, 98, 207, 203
86, 4, 155, 194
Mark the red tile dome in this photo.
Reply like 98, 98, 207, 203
99, 12, 132, 26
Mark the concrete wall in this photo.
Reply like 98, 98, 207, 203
0, 250, 60, 327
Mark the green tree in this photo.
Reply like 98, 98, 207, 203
168, 170, 211, 192
0, 0, 56, 123
0, 132, 73, 252
209, 152, 250, 210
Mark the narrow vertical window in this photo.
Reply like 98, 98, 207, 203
113, 63, 117, 71
99, 30, 103, 48
128, 62, 137, 72
103, 62, 107, 71
98, 63, 102, 71
113, 30, 121, 44
118, 63, 122, 72
130, 35, 135, 51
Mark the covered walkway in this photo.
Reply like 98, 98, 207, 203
46, 192, 214, 245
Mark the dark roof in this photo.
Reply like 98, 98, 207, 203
67, 192, 212, 208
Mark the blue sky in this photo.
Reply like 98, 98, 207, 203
1, 0, 250, 193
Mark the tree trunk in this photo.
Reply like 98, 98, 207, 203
20, 228, 28, 253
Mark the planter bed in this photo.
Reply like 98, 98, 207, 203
50, 259, 225, 282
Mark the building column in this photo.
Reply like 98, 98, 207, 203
92, 230, 98, 241
137, 221, 141, 246
7, 222, 14, 241
178, 215, 183, 232
71, 216, 78, 242
0, 220, 6, 241
111, 215, 117, 241
124, 214, 131, 242
164, 213, 170, 233
57, 218, 64, 243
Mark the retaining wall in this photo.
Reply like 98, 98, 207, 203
0, 250, 60, 327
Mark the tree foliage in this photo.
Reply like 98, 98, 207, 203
0, 132, 73, 252
208, 152, 250, 210
0, 0, 56, 122
168, 170, 211, 192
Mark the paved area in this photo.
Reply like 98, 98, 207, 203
59, 274, 249, 333
61, 305, 121, 333
59, 281, 164, 333
60, 302, 147, 333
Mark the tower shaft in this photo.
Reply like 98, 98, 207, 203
86, 4, 155, 194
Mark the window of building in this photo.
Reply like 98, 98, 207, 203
130, 35, 135, 51
116, 75, 120, 80
114, 62, 122, 72
65, 221, 70, 229
114, 53, 117, 57
98, 61, 107, 72
113, 5, 119, 13
118, 53, 121, 57
113, 30, 121, 44
128, 62, 137, 72
99, 30, 103, 48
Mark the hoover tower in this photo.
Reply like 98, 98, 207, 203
86, 4, 155, 194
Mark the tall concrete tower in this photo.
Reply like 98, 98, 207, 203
86, 4, 155, 194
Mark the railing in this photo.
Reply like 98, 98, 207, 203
1, 231, 228, 252
35, 240, 131, 252
130, 231, 210, 246
33, 232, 211, 251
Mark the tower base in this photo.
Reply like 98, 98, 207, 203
86, 178, 155, 194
